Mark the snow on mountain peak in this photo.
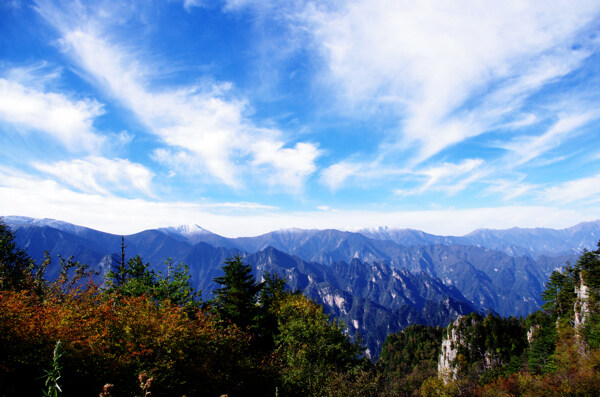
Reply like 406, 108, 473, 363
163, 224, 213, 235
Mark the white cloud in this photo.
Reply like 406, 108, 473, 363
502, 112, 598, 165
32, 156, 154, 196
182, 0, 204, 11
0, 167, 278, 236
320, 159, 414, 191
298, 0, 599, 162
0, 77, 104, 151
541, 174, 600, 205
1, 167, 596, 236
501, 114, 539, 130
487, 178, 539, 201
251, 139, 320, 191
34, 1, 320, 191
320, 161, 364, 190
322, 157, 484, 195
419, 158, 484, 193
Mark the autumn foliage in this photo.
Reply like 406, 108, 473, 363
6, 213, 600, 396
0, 220, 367, 396
0, 284, 260, 396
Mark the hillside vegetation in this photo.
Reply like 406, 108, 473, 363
0, 220, 369, 396
2, 218, 600, 396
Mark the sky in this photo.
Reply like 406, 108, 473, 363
1, 0, 600, 237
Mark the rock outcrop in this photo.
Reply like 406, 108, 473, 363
574, 278, 590, 329
438, 317, 461, 382
437, 313, 527, 383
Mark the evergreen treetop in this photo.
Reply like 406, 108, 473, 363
0, 218, 36, 291
213, 255, 263, 329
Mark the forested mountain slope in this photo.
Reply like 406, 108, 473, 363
5, 216, 597, 357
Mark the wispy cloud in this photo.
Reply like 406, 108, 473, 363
322, 157, 485, 196
214, 0, 600, 200
3, 0, 599, 233
1, 166, 595, 236
34, 0, 320, 191
305, 0, 598, 160
501, 112, 598, 165
321, 161, 366, 190
0, 166, 280, 236
32, 156, 154, 196
418, 159, 485, 194
320, 160, 410, 191
0, 76, 104, 152
182, 0, 204, 12
250, 140, 320, 191
541, 173, 600, 205
487, 178, 539, 201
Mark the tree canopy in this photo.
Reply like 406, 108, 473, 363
0, 219, 35, 290
212, 254, 263, 329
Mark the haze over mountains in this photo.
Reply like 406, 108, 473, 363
5, 216, 600, 357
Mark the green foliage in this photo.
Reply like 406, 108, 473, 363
420, 375, 462, 397
260, 271, 288, 309
257, 272, 289, 348
106, 255, 156, 296
0, 218, 36, 291
469, 241, 600, 395
580, 243, 600, 349
0, 286, 254, 396
154, 258, 200, 308
542, 265, 578, 322
321, 363, 383, 397
378, 324, 443, 394
106, 254, 199, 308
578, 243, 600, 289
6, 222, 600, 397
380, 324, 443, 375
212, 255, 263, 329
272, 293, 364, 396
583, 312, 600, 350
42, 340, 63, 397
447, 313, 527, 383
525, 310, 557, 374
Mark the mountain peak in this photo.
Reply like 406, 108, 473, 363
3, 216, 91, 235
161, 224, 214, 236
275, 227, 307, 233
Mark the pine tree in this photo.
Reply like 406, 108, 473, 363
106, 255, 156, 297
579, 243, 600, 288
542, 264, 578, 319
155, 258, 200, 308
257, 272, 289, 348
213, 255, 262, 329
0, 218, 35, 291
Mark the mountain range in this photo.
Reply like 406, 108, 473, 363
4, 215, 600, 357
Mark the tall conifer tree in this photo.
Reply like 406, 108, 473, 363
0, 219, 35, 290
213, 255, 262, 329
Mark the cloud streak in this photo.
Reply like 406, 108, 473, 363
34, 0, 320, 191
501, 112, 598, 165
541, 173, 600, 205
1, 166, 596, 237
0, 77, 104, 152
320, 160, 410, 191
301, 0, 599, 163
32, 156, 154, 196
2, 0, 599, 235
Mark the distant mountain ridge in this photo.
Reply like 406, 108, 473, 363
4, 215, 599, 357
155, 219, 600, 258
358, 221, 600, 257
7, 216, 599, 258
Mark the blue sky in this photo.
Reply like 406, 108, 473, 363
1, 0, 600, 237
